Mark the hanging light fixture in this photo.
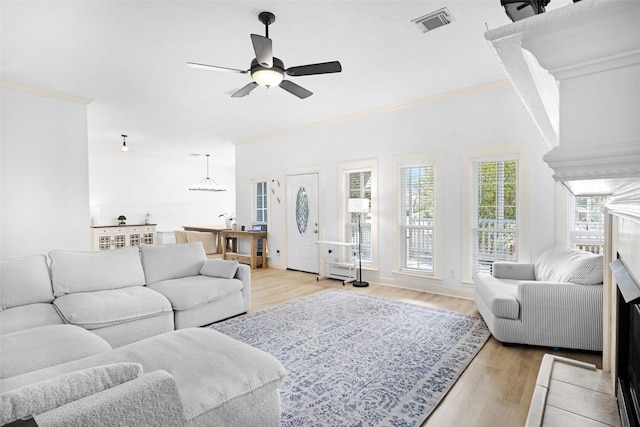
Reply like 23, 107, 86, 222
120, 134, 129, 152
189, 154, 227, 192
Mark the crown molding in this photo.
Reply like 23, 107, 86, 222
0, 81, 92, 105
233, 79, 511, 145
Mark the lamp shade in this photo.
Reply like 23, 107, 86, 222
348, 198, 370, 213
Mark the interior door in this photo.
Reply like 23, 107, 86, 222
286, 173, 319, 273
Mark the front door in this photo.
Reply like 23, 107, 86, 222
286, 173, 319, 273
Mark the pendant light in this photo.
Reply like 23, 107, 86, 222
189, 154, 227, 192
121, 134, 129, 152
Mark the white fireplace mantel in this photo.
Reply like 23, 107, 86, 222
485, 0, 640, 199
485, 1, 640, 412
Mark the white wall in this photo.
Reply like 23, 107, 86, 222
0, 85, 237, 259
88, 154, 236, 232
235, 83, 558, 295
1, 87, 90, 259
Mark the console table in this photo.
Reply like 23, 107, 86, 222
219, 230, 267, 269
91, 224, 157, 251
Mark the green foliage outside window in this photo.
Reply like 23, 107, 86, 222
476, 160, 517, 227
404, 166, 435, 223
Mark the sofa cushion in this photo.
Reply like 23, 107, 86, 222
140, 243, 207, 284
0, 254, 53, 309
0, 304, 64, 335
474, 274, 520, 320
0, 325, 112, 380
200, 259, 239, 279
0, 328, 287, 424
148, 275, 243, 311
0, 362, 142, 425
49, 247, 145, 297
534, 246, 604, 285
53, 286, 172, 330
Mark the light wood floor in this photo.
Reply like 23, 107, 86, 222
249, 268, 602, 427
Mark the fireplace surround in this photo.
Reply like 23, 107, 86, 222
611, 257, 640, 427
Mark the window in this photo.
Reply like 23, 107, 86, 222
400, 165, 435, 274
570, 194, 609, 254
254, 181, 268, 224
472, 158, 518, 277
338, 159, 378, 271
347, 170, 372, 262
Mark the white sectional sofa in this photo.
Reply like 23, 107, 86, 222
2, 242, 250, 347
0, 243, 286, 426
474, 246, 604, 351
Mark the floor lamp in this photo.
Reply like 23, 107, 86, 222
348, 198, 369, 287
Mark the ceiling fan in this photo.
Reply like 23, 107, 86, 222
187, 11, 342, 99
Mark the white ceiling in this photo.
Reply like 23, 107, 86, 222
1, 0, 574, 167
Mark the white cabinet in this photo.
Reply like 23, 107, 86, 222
91, 224, 157, 251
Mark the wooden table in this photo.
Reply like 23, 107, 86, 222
182, 225, 230, 254
219, 230, 268, 269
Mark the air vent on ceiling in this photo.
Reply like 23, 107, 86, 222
411, 8, 454, 33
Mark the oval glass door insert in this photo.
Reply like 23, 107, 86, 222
296, 187, 309, 234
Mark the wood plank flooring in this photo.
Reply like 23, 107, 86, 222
249, 268, 602, 427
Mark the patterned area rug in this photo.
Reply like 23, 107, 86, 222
210, 289, 490, 426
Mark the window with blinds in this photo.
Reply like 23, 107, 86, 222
570, 194, 609, 254
472, 158, 518, 277
400, 165, 435, 273
348, 170, 372, 262
254, 181, 268, 223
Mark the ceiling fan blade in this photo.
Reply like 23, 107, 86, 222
187, 62, 247, 74
279, 80, 313, 99
285, 61, 342, 77
250, 34, 273, 68
230, 82, 258, 98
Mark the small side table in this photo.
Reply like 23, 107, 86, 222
315, 240, 357, 284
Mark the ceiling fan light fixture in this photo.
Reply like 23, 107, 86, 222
252, 68, 284, 88
187, 12, 341, 99
251, 58, 285, 88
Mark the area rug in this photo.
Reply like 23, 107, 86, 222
210, 289, 490, 426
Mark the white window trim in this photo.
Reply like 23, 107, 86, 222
338, 159, 378, 272
461, 144, 531, 284
555, 182, 571, 247
392, 152, 443, 279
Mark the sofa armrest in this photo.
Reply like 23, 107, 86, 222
0, 363, 142, 425
235, 264, 251, 311
517, 281, 603, 349
492, 262, 535, 280
34, 370, 187, 427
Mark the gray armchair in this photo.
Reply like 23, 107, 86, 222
474, 246, 604, 351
